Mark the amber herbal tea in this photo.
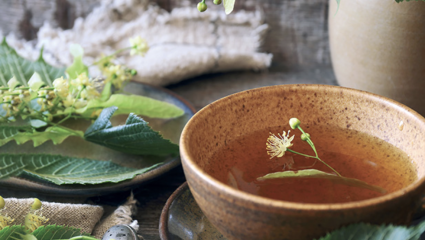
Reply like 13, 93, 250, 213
205, 119, 417, 204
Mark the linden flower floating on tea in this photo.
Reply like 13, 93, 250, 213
266, 118, 341, 176
266, 131, 294, 158
258, 118, 387, 194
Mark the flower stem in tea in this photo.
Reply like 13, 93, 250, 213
266, 118, 342, 177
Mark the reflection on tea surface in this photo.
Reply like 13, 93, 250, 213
205, 125, 417, 203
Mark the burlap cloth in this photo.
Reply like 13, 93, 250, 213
2, 194, 138, 239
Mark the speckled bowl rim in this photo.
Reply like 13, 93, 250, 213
180, 84, 425, 211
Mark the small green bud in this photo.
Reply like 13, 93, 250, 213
44, 114, 53, 122
130, 69, 137, 76
197, 1, 207, 12
31, 198, 42, 210
0, 196, 4, 209
301, 133, 310, 141
289, 118, 301, 129
214, 0, 222, 5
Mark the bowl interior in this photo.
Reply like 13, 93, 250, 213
182, 84, 425, 202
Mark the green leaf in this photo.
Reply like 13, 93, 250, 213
7, 77, 20, 90
66, 44, 88, 79
0, 38, 66, 87
0, 153, 162, 185
28, 72, 45, 91
223, 0, 235, 14
14, 126, 84, 147
32, 225, 88, 240
0, 125, 83, 147
84, 107, 179, 156
29, 119, 48, 128
100, 81, 112, 101
76, 94, 184, 119
257, 169, 386, 194
317, 221, 425, 240
0, 226, 27, 240
0, 125, 33, 145
21, 234, 37, 240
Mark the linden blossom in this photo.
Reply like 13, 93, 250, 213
265, 118, 342, 177
266, 131, 294, 158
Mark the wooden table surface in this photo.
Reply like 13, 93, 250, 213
0, 67, 337, 240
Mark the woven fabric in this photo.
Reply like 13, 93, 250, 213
92, 195, 139, 239
2, 195, 139, 238
2, 198, 104, 234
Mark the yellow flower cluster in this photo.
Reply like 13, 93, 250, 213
1, 86, 31, 117
96, 58, 135, 89
25, 198, 49, 232
66, 73, 101, 109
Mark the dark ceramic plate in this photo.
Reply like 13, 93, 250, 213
0, 82, 195, 196
160, 183, 425, 240
159, 182, 226, 240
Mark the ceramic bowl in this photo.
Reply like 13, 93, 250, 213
179, 84, 425, 240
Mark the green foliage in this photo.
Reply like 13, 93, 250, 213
32, 225, 88, 240
0, 38, 65, 87
0, 153, 162, 184
0, 38, 183, 186
223, 0, 235, 14
77, 94, 184, 119
257, 169, 386, 194
0, 226, 27, 240
318, 221, 425, 240
66, 44, 88, 79
0, 125, 83, 147
0, 225, 98, 240
85, 107, 179, 155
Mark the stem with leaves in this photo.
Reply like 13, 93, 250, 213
288, 118, 342, 176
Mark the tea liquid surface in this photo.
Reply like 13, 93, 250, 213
205, 126, 417, 203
